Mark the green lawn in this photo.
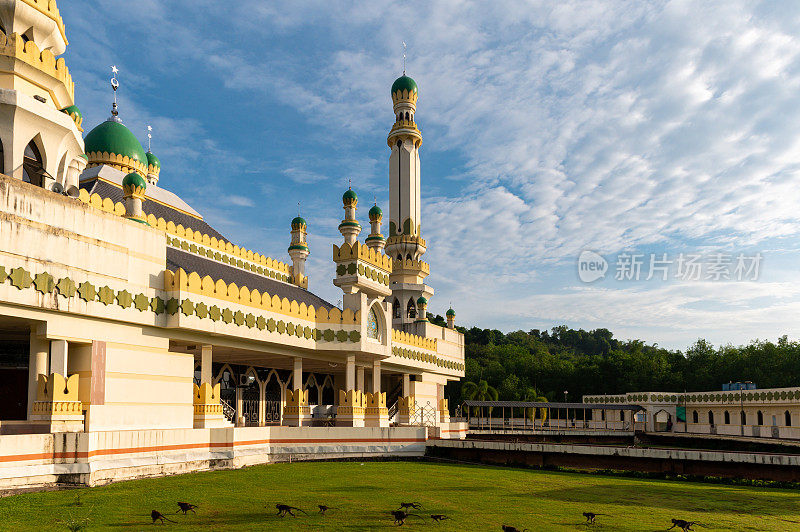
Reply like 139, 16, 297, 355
1, 461, 799, 531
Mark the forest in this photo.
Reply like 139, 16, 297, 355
430, 315, 800, 405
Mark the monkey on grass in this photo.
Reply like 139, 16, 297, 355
390, 510, 424, 526
583, 512, 607, 524
318, 505, 339, 515
151, 510, 175, 524
176, 502, 197, 515
668, 519, 703, 531
430, 514, 451, 522
273, 504, 307, 517
398, 502, 423, 510
501, 526, 528, 532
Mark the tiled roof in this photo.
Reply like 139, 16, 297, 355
167, 248, 334, 310
80, 179, 227, 242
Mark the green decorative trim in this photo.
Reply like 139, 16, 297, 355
347, 263, 357, 275
358, 264, 365, 276
233, 311, 245, 326
304, 326, 312, 339
209, 305, 221, 321
151, 297, 165, 314
134, 293, 149, 312
277, 320, 286, 334
180, 299, 195, 316
116, 290, 133, 308
195, 302, 208, 319
221, 308, 233, 324
256, 316, 266, 330
165, 298, 179, 315
267, 318, 276, 332
0, 266, 7, 282
287, 322, 295, 335
10, 267, 33, 290
349, 331, 361, 342
324, 329, 334, 342
336, 330, 348, 342
78, 281, 96, 302
245, 313, 255, 328
336, 264, 346, 276
33, 272, 54, 294
98, 286, 114, 305
56, 277, 78, 298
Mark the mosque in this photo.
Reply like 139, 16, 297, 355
0, 0, 465, 487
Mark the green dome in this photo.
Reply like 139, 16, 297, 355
84, 120, 147, 169
446, 308, 456, 317
122, 172, 147, 191
343, 188, 358, 204
60, 104, 82, 120
146, 151, 161, 169
391, 75, 418, 96
291, 216, 307, 227
369, 204, 382, 219
416, 296, 428, 306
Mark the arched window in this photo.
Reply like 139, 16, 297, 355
406, 254, 412, 261
621, 410, 625, 422
786, 410, 792, 427
397, 254, 402, 261
600, 409, 605, 421
757, 410, 763, 426
406, 299, 416, 319
708, 411, 714, 426
367, 307, 380, 340
724, 411, 730, 424
392, 298, 400, 319
22, 140, 44, 187
56, 153, 67, 184
741, 411, 746, 425
692, 410, 698, 423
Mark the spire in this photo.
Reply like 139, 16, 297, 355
109, 65, 122, 123
402, 41, 406, 75
147, 125, 152, 153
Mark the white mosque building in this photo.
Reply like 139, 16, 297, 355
0, 0, 465, 488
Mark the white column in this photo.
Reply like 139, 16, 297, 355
27, 334, 48, 417
356, 366, 365, 392
345, 355, 355, 390
293, 357, 303, 391
200, 345, 212, 383
50, 340, 68, 376
403, 373, 411, 396
372, 361, 381, 394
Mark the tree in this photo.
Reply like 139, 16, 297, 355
523, 387, 549, 423
462, 380, 498, 417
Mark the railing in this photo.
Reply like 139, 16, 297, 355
220, 399, 235, 422
388, 402, 398, 423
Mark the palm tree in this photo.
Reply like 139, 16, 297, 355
523, 387, 549, 425
462, 380, 498, 418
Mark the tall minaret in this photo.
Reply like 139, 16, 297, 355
385, 74, 433, 329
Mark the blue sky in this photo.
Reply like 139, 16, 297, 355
62, 1, 800, 349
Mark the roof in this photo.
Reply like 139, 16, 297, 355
80, 166, 225, 241
167, 248, 334, 310
463, 400, 643, 411
84, 119, 148, 168
392, 75, 418, 95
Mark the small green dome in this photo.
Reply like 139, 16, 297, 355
369, 204, 382, 219
60, 104, 82, 120
122, 172, 147, 191
84, 120, 147, 169
343, 188, 358, 205
146, 151, 161, 169
291, 216, 307, 227
446, 308, 456, 317
391, 75, 418, 96
416, 296, 428, 306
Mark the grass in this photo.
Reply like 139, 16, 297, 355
1, 460, 799, 531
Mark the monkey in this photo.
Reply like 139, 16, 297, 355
318, 504, 339, 515
583, 512, 607, 524
274, 504, 307, 517
176, 502, 197, 515
430, 514, 451, 522
501, 526, 528, 532
391, 510, 423, 526
398, 502, 423, 510
151, 510, 175, 524
668, 519, 702, 531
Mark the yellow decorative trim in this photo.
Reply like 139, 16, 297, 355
63, 108, 82, 131
86, 151, 147, 177
398, 395, 416, 415
365, 391, 387, 408
20, 0, 68, 45
386, 234, 427, 249
391, 257, 430, 275
392, 89, 418, 104
286, 388, 309, 407
333, 242, 392, 272
0, 31, 73, 104
392, 328, 437, 352
193, 382, 221, 405
78, 188, 127, 216
37, 373, 78, 402
165, 267, 360, 325
147, 164, 160, 177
